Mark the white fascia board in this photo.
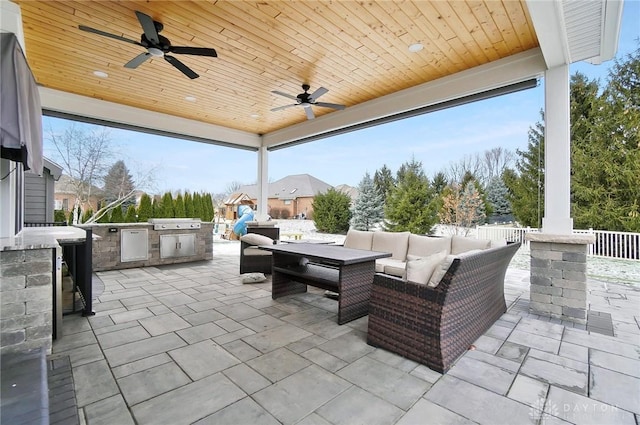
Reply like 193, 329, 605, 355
588, 0, 624, 64
38, 87, 262, 150
526, 0, 571, 68
262, 48, 547, 148
0, 0, 25, 47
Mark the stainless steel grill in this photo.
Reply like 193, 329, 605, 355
148, 218, 202, 230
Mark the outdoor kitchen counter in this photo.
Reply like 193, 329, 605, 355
0, 225, 91, 251
83, 221, 214, 271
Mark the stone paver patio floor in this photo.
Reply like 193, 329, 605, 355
51, 242, 640, 425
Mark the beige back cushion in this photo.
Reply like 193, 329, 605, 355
407, 234, 451, 257
343, 229, 374, 250
450, 235, 491, 255
372, 231, 411, 260
427, 249, 485, 287
406, 250, 448, 285
490, 239, 507, 248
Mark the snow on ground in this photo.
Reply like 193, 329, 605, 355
214, 219, 639, 286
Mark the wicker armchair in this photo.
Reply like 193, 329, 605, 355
240, 240, 273, 274
367, 242, 520, 373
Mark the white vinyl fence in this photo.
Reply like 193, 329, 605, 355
476, 226, 640, 261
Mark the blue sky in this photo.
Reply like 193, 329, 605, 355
43, 1, 639, 195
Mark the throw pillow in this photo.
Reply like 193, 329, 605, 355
241, 233, 275, 246
241, 272, 267, 284
406, 250, 447, 285
427, 254, 456, 288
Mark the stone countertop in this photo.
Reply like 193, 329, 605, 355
1, 226, 90, 252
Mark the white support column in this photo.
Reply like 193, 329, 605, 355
542, 64, 573, 234
256, 146, 269, 218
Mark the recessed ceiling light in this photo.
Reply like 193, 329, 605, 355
250, 114, 260, 118
185, 96, 197, 102
408, 43, 424, 53
93, 70, 108, 78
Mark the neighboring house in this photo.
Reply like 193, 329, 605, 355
24, 157, 63, 223
237, 174, 333, 219
54, 174, 104, 214
334, 184, 358, 204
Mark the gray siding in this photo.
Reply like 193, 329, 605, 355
24, 169, 55, 222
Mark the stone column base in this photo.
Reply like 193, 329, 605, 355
525, 233, 595, 325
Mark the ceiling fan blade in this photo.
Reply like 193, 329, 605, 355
309, 87, 328, 101
124, 52, 151, 69
78, 25, 142, 46
170, 46, 217, 57
270, 104, 297, 112
315, 102, 346, 110
135, 10, 160, 44
304, 105, 315, 120
271, 90, 298, 101
164, 55, 199, 79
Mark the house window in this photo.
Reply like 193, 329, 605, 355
62, 198, 69, 211
55, 200, 62, 210
283, 200, 291, 205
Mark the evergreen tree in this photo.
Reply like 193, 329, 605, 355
96, 201, 110, 223
124, 205, 137, 222
350, 172, 384, 230
312, 189, 352, 233
137, 193, 152, 222
161, 192, 174, 218
204, 193, 215, 221
571, 50, 640, 231
184, 192, 194, 217
503, 113, 545, 228
54, 210, 66, 223
110, 205, 124, 223
384, 158, 439, 234
174, 193, 186, 218
486, 176, 512, 223
81, 208, 93, 224
192, 192, 204, 219
373, 165, 395, 204
432, 172, 448, 195
103, 160, 135, 207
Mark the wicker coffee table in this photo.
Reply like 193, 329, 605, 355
259, 243, 391, 324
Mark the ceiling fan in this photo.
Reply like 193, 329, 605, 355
78, 10, 217, 79
271, 84, 346, 120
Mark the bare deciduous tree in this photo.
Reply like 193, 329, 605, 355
47, 124, 114, 224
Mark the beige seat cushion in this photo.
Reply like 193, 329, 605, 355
407, 234, 451, 257
241, 233, 275, 246
375, 258, 405, 274
243, 247, 272, 256
372, 231, 410, 260
406, 250, 448, 285
450, 235, 491, 255
343, 229, 374, 250
384, 264, 406, 278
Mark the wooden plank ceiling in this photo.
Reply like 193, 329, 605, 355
15, 0, 538, 135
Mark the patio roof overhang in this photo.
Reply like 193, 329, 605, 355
0, 0, 624, 236
4, 0, 623, 152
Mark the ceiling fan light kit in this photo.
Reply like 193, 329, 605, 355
79, 10, 217, 79
271, 84, 346, 120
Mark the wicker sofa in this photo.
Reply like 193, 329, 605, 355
366, 240, 521, 373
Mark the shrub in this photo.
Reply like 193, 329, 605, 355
110, 205, 124, 223
280, 209, 290, 219
124, 205, 137, 222
312, 189, 352, 233
54, 209, 66, 223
